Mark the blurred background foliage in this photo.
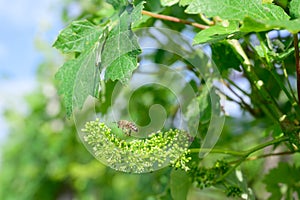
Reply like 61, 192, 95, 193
1, 0, 300, 199
0, 1, 172, 199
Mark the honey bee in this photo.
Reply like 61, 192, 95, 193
117, 120, 138, 136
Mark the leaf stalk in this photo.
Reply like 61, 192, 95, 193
294, 33, 300, 105
141, 10, 209, 30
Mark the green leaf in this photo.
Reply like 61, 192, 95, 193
102, 3, 142, 83
240, 17, 271, 33
160, 0, 179, 6
263, 162, 300, 200
106, 0, 128, 10
105, 53, 138, 83
53, 19, 103, 53
290, 0, 300, 19
193, 21, 240, 44
211, 42, 242, 74
240, 17, 300, 33
170, 169, 191, 200
185, 0, 289, 21
55, 59, 77, 116
130, 1, 145, 28
198, 85, 212, 125
110, 3, 144, 34
184, 97, 200, 136
179, 0, 192, 6
55, 47, 98, 116
262, 0, 274, 3
55, 2, 144, 116
56, 30, 108, 117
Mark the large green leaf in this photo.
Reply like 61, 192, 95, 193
105, 53, 139, 83
53, 20, 103, 53
55, 2, 143, 116
55, 58, 80, 117
170, 169, 191, 200
263, 162, 300, 200
197, 85, 212, 126
193, 21, 240, 44
211, 42, 242, 73
179, 0, 192, 6
160, 0, 179, 6
240, 17, 300, 33
131, 1, 145, 28
55, 45, 100, 116
185, 0, 289, 21
106, 0, 128, 9
290, 0, 300, 19
53, 19, 104, 116
102, 3, 142, 84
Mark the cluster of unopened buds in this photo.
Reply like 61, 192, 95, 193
82, 118, 192, 173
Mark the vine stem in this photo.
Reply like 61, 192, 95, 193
227, 39, 282, 122
220, 80, 256, 115
226, 78, 250, 97
190, 137, 290, 158
215, 136, 289, 183
294, 33, 300, 105
254, 33, 300, 117
190, 148, 245, 156
244, 136, 289, 155
282, 61, 298, 102
141, 10, 209, 30
243, 151, 294, 162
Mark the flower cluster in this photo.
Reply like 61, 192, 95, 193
226, 186, 242, 197
81, 118, 191, 173
189, 160, 229, 189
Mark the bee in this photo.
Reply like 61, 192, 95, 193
117, 120, 138, 136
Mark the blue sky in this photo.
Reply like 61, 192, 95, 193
0, 0, 63, 140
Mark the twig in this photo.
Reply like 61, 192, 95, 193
221, 80, 256, 115
294, 33, 300, 105
245, 151, 294, 161
189, 148, 245, 156
216, 136, 289, 182
228, 151, 295, 165
141, 10, 209, 30
281, 61, 298, 102
227, 39, 282, 122
226, 78, 250, 97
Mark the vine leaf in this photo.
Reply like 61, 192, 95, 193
55, 46, 100, 117
186, 0, 296, 44
105, 53, 139, 83
54, 2, 144, 116
263, 162, 300, 199
102, 2, 143, 83
131, 1, 146, 28
179, 0, 192, 6
185, 0, 289, 21
170, 169, 191, 200
193, 21, 240, 44
55, 57, 80, 117
198, 86, 212, 125
106, 0, 128, 10
290, 0, 300, 19
211, 41, 242, 73
160, 0, 179, 7
240, 17, 300, 33
53, 19, 103, 53
53, 19, 104, 116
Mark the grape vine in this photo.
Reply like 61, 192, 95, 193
53, 0, 300, 199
